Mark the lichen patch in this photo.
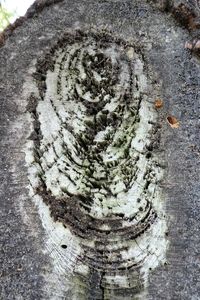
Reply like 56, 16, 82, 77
25, 30, 168, 298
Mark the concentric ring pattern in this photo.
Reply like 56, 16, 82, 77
26, 31, 168, 297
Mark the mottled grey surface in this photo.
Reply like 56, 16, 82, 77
0, 0, 200, 299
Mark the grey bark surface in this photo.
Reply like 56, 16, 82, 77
0, 0, 200, 299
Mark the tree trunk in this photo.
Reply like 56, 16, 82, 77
0, 0, 199, 299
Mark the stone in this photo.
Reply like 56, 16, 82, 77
0, 1, 200, 299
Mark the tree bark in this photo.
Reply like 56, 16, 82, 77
0, 0, 200, 299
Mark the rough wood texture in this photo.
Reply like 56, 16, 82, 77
0, 0, 200, 299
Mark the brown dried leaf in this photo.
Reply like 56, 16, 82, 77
185, 40, 200, 50
167, 116, 179, 128
154, 99, 163, 109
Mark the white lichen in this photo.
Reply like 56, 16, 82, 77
24, 32, 168, 299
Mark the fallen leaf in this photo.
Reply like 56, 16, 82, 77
185, 40, 200, 50
154, 99, 163, 109
185, 41, 193, 49
167, 116, 179, 128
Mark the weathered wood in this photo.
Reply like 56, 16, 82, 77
0, 1, 199, 299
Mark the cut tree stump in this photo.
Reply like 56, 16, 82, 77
0, 0, 200, 299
